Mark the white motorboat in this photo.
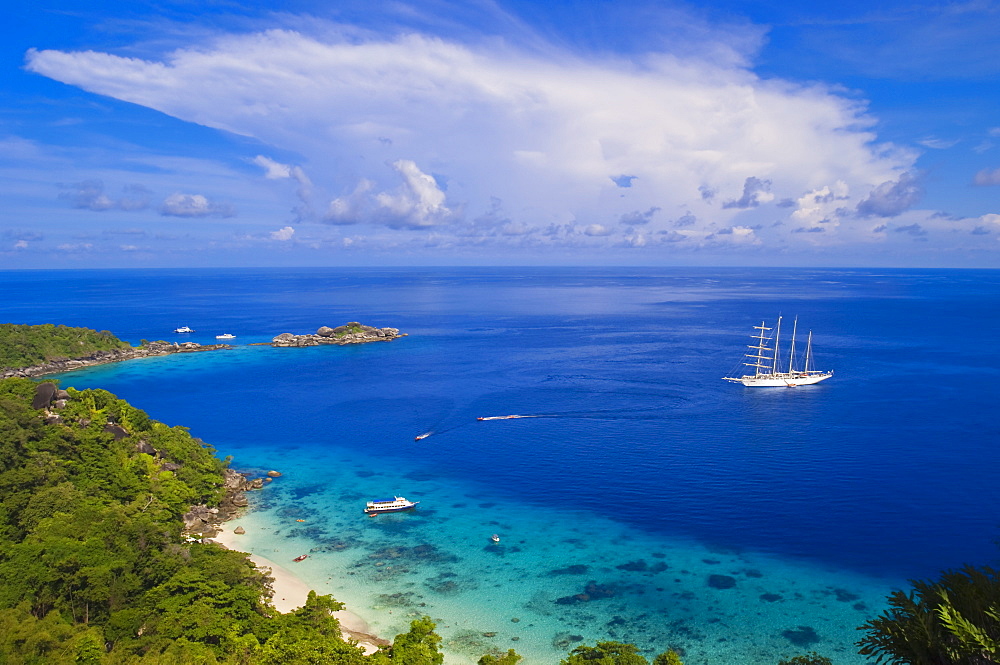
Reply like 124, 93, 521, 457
364, 496, 419, 515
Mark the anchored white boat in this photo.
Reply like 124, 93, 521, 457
174, 326, 194, 333
215, 333, 236, 340
723, 316, 833, 387
364, 496, 419, 515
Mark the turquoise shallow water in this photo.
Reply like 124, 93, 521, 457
12, 266, 1000, 664
219, 446, 893, 665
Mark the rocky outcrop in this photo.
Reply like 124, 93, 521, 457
183, 467, 269, 537
1, 340, 232, 379
271, 322, 406, 347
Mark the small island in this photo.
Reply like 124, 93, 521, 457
270, 321, 406, 347
0, 323, 229, 379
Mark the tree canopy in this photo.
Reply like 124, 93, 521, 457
0, 324, 128, 370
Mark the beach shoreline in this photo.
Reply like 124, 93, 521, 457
212, 525, 389, 655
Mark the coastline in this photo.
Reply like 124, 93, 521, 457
0, 341, 230, 380
212, 524, 389, 655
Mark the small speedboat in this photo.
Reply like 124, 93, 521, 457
415, 432, 432, 441
174, 326, 194, 333
491, 534, 500, 544
216, 333, 236, 340
293, 554, 308, 562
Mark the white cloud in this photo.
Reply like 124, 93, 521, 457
270, 225, 295, 240
254, 155, 293, 179
917, 137, 959, 150
582, 224, 611, 236
14, 240, 28, 249
160, 192, 235, 217
26, 27, 917, 251
973, 168, 1000, 186
792, 181, 849, 229
372, 160, 452, 229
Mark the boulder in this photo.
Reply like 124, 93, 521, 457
103, 424, 129, 440
234, 526, 246, 535
136, 440, 157, 455
316, 326, 335, 337
32, 382, 58, 409
267, 470, 282, 477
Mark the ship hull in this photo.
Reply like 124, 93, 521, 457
724, 372, 833, 387
364, 505, 416, 514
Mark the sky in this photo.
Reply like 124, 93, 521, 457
2, 0, 999, 268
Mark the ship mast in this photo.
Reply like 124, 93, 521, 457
804, 330, 813, 373
745, 321, 773, 378
771, 316, 782, 374
788, 316, 798, 374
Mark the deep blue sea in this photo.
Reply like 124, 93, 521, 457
3, 267, 998, 664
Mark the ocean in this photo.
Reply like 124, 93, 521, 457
3, 266, 998, 664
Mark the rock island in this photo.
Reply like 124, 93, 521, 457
270, 321, 406, 347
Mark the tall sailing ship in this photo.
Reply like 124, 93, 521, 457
722, 316, 833, 387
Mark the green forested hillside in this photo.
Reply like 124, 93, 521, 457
0, 378, 373, 663
0, 323, 129, 370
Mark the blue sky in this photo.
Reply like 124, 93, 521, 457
2, 0, 999, 268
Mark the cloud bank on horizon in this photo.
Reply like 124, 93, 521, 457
6, 1, 1000, 267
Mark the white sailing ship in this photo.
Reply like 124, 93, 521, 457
723, 316, 833, 387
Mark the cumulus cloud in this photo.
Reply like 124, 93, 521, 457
973, 168, 1000, 186
25, 26, 919, 251
856, 173, 922, 217
160, 193, 235, 218
619, 207, 659, 225
582, 224, 612, 236
328, 160, 452, 229
722, 176, 774, 209
791, 181, 849, 229
270, 225, 295, 240
714, 225, 760, 244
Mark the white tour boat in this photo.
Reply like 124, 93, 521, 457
723, 316, 833, 387
215, 333, 236, 340
364, 496, 419, 515
174, 326, 195, 333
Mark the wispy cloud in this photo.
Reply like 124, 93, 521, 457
59, 180, 152, 212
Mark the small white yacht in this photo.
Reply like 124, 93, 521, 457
215, 333, 236, 340
174, 326, 194, 333
364, 496, 419, 515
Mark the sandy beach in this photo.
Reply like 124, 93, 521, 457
212, 525, 389, 654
